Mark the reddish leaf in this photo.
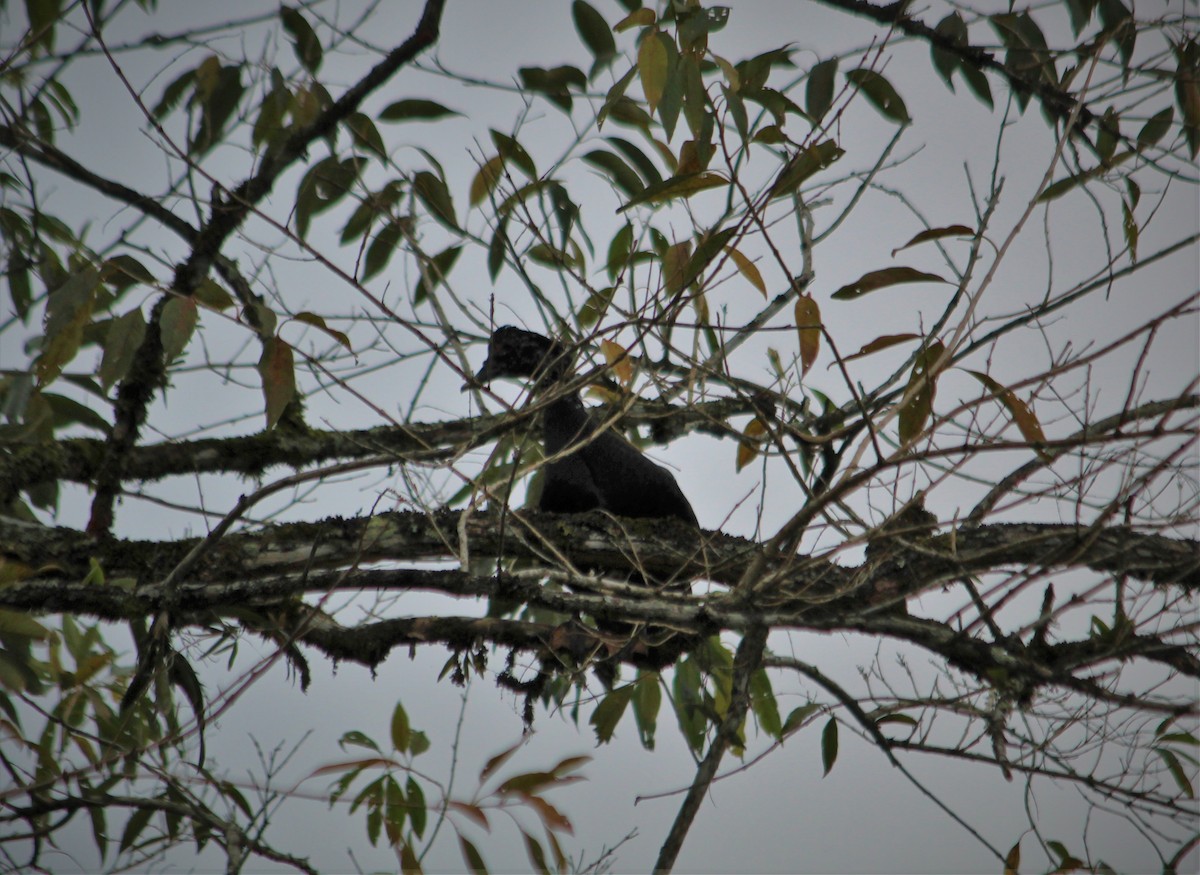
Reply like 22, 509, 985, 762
844, 333, 921, 363
891, 224, 975, 255
832, 267, 948, 300
898, 341, 944, 444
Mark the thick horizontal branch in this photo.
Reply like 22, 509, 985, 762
2, 510, 1194, 609
0, 397, 756, 502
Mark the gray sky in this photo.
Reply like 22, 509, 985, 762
4, 0, 1197, 872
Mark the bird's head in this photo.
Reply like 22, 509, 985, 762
472, 326, 572, 386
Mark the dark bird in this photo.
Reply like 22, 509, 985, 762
473, 326, 698, 526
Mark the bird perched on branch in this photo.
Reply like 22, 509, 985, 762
472, 326, 697, 526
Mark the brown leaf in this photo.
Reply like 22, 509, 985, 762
794, 295, 821, 375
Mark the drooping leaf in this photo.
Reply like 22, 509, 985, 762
806, 58, 838, 121
573, 0, 616, 76
749, 668, 782, 739
583, 150, 645, 198
638, 29, 669, 114
968, 370, 1050, 461
631, 671, 661, 750
412, 171, 459, 232
794, 295, 820, 375
769, 140, 843, 198
414, 245, 463, 305
159, 295, 198, 365
99, 307, 147, 392
736, 417, 767, 472
257, 336, 296, 429
469, 155, 505, 207
490, 130, 537, 180
1137, 107, 1174, 150
846, 68, 910, 124
898, 341, 945, 445
600, 339, 633, 386
727, 247, 766, 297
460, 836, 488, 874
281, 6, 323, 74
821, 717, 839, 775
590, 683, 633, 744
362, 219, 404, 283
37, 266, 99, 387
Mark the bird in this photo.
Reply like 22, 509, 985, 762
472, 326, 698, 527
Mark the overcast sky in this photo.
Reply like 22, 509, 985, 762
5, 1, 1197, 872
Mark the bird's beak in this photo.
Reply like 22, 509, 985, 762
462, 360, 492, 392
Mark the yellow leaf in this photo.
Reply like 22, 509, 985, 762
736, 417, 768, 472
600, 339, 633, 386
662, 241, 692, 296
968, 370, 1051, 461
469, 155, 505, 207
794, 295, 821, 375
638, 30, 668, 114
727, 247, 766, 297
615, 7, 655, 31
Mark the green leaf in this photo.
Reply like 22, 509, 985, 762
346, 112, 386, 159
118, 804, 154, 854
390, 701, 411, 753
1155, 747, 1196, 798
590, 683, 633, 744
846, 68, 910, 124
460, 835, 488, 874
606, 222, 634, 281
488, 216, 509, 281
257, 336, 296, 429
490, 130, 537, 180
470, 155, 505, 207
1137, 107, 1174, 150
618, 171, 726, 211
281, 6, 323, 74
524, 831, 550, 875
414, 245, 463, 305
159, 296, 198, 365
0, 609, 49, 639
806, 58, 838, 121
749, 668, 782, 739
379, 99, 460, 122
584, 150, 645, 198
292, 311, 351, 352
362, 220, 404, 283
37, 266, 100, 387
631, 671, 661, 750
573, 0, 616, 75
638, 29, 669, 115
99, 307, 147, 392
607, 136, 663, 185
821, 717, 838, 776
769, 140, 843, 198
406, 775, 427, 837
832, 267, 948, 300
413, 170, 459, 231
